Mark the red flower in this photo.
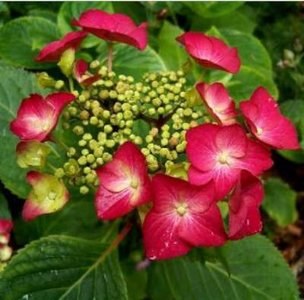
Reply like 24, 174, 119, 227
36, 31, 88, 62
10, 92, 75, 142
177, 32, 241, 74
0, 220, 13, 245
186, 124, 272, 200
22, 171, 69, 221
240, 87, 300, 150
73, 59, 100, 86
229, 171, 264, 240
95, 142, 151, 220
196, 82, 237, 125
72, 9, 148, 50
143, 175, 226, 260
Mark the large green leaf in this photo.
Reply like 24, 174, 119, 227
57, 2, 113, 48
0, 65, 46, 198
0, 235, 128, 300
97, 44, 166, 80
0, 17, 59, 69
185, 2, 243, 18
158, 21, 187, 70
148, 235, 299, 300
263, 178, 298, 227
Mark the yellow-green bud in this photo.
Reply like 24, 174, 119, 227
57, 48, 75, 77
80, 185, 89, 195
105, 140, 115, 148
73, 125, 84, 136
78, 140, 87, 147
99, 90, 109, 99
87, 154, 95, 164
37, 72, 56, 89
54, 168, 65, 178
80, 110, 90, 120
78, 156, 87, 165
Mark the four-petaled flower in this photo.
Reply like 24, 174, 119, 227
143, 174, 226, 260
72, 9, 148, 50
196, 82, 237, 125
95, 142, 152, 220
10, 92, 75, 142
22, 171, 70, 221
186, 124, 273, 200
177, 32, 241, 74
36, 31, 88, 62
240, 87, 300, 150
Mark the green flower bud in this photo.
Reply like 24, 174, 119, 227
80, 110, 90, 120
81, 149, 89, 156
102, 152, 112, 162
80, 185, 89, 195
54, 168, 65, 178
67, 147, 76, 157
96, 157, 104, 165
87, 154, 95, 164
90, 116, 99, 125
55, 80, 65, 90
83, 166, 91, 174
90, 60, 100, 69
64, 159, 80, 176
102, 110, 111, 119
78, 156, 87, 166
73, 125, 84, 136
105, 140, 115, 148
99, 90, 109, 99
78, 139, 87, 147
83, 133, 93, 141
37, 72, 56, 89
57, 48, 75, 77
62, 122, 70, 130
105, 80, 113, 87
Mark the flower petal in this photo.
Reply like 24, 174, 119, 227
177, 32, 241, 74
229, 171, 263, 240
73, 9, 148, 50
36, 31, 87, 62
240, 87, 300, 150
196, 82, 237, 125
143, 210, 191, 260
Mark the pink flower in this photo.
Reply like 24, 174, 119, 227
22, 171, 69, 221
72, 9, 148, 50
143, 174, 226, 260
36, 31, 88, 62
176, 32, 241, 74
95, 142, 151, 220
240, 87, 300, 150
0, 220, 13, 245
186, 124, 273, 200
196, 82, 237, 125
10, 92, 75, 142
73, 59, 100, 86
229, 171, 264, 240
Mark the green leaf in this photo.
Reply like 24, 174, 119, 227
263, 178, 298, 227
0, 17, 59, 69
0, 235, 128, 300
0, 193, 11, 220
158, 21, 187, 70
0, 65, 46, 198
191, 10, 256, 34
97, 44, 166, 80
122, 261, 148, 300
148, 235, 299, 300
14, 200, 117, 245
185, 2, 243, 18
57, 2, 113, 48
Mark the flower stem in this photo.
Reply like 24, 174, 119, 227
68, 77, 74, 92
104, 222, 132, 255
107, 42, 114, 72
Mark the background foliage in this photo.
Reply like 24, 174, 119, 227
0, 2, 303, 299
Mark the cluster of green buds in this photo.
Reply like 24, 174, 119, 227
37, 62, 208, 195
